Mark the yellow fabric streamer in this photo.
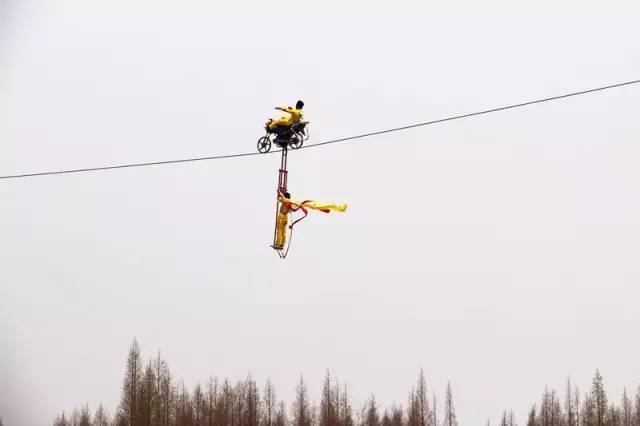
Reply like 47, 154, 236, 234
278, 194, 348, 213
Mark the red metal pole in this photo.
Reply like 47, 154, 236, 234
272, 147, 289, 247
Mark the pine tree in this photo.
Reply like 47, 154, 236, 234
220, 379, 234, 425
94, 404, 110, 426
139, 363, 157, 426
583, 394, 597, 426
364, 396, 380, 426
443, 383, 457, 426
263, 378, 277, 426
416, 369, 430, 426
53, 412, 69, 426
566, 378, 575, 426
233, 380, 245, 426
592, 370, 608, 426
311, 402, 320, 426
292, 375, 312, 426
118, 338, 142, 426
574, 385, 581, 426
381, 410, 392, 426
526, 405, 537, 426
275, 401, 288, 426
206, 375, 218, 426
340, 384, 355, 426
633, 385, 640, 426
550, 390, 562, 426
333, 379, 341, 425
539, 388, 550, 426
79, 404, 91, 426
193, 383, 205, 426
433, 393, 438, 426
151, 354, 171, 426
175, 381, 193, 426
621, 388, 633, 426
71, 407, 81, 426
609, 403, 622, 426
390, 405, 403, 426
407, 388, 420, 426
500, 411, 509, 426
245, 374, 260, 426
407, 389, 418, 426
537, 387, 562, 426
320, 371, 338, 426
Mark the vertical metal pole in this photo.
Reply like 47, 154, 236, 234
279, 147, 288, 193
272, 147, 288, 247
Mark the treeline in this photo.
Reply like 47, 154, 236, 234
523, 371, 640, 426
53, 339, 640, 426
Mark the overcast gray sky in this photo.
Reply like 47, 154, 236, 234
1, 0, 640, 424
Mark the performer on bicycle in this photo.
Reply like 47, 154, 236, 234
266, 100, 304, 140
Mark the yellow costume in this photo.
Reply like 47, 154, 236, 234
268, 106, 304, 131
274, 202, 292, 249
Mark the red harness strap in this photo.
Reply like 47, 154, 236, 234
288, 201, 309, 229
285, 200, 332, 229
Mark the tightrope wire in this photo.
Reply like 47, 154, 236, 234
2, 78, 639, 180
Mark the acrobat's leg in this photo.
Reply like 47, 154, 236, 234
274, 215, 288, 249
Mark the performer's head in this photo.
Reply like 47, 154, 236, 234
284, 192, 291, 199
296, 100, 304, 109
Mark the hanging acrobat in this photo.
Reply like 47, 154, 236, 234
257, 100, 348, 259
272, 191, 348, 258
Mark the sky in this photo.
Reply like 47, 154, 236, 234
1, 0, 640, 424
